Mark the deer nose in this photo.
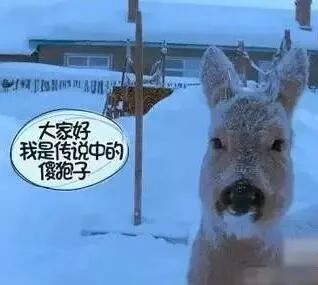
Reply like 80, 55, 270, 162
220, 179, 265, 216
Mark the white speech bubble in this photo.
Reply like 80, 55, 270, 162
10, 109, 129, 191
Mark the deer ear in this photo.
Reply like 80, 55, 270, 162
276, 48, 309, 114
200, 46, 240, 107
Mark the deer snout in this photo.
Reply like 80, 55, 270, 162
218, 179, 265, 217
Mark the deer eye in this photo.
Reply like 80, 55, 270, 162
211, 138, 224, 150
271, 139, 284, 152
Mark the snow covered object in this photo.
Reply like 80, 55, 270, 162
187, 46, 309, 285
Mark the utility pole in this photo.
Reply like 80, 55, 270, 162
128, 0, 138, 23
134, 9, 144, 226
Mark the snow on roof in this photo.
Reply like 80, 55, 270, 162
144, 0, 318, 11
140, 2, 318, 50
0, 0, 317, 55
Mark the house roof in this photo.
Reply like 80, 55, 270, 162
1, 0, 318, 55
144, 0, 318, 10
140, 2, 318, 50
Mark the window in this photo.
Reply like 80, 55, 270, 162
257, 60, 273, 83
67, 56, 87, 66
165, 57, 200, 78
64, 53, 112, 70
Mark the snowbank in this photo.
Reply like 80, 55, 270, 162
0, 62, 121, 79
1, 0, 318, 55
0, 83, 317, 284
0, 62, 199, 98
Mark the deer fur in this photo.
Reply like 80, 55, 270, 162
187, 46, 309, 285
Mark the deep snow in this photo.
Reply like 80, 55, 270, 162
1, 0, 318, 55
0, 73, 318, 284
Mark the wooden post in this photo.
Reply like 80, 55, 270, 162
161, 41, 167, 88
276, 29, 292, 61
134, 10, 143, 226
128, 0, 138, 23
237, 40, 247, 87
121, 39, 131, 86
273, 29, 292, 63
284, 29, 292, 51
124, 39, 132, 115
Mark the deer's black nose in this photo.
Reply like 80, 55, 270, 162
220, 179, 265, 216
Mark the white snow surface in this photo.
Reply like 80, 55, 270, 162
144, 0, 318, 10
0, 62, 199, 85
1, 0, 318, 54
0, 64, 318, 283
0, 62, 121, 79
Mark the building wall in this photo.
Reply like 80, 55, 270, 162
225, 49, 275, 82
0, 54, 37, 63
8, 44, 318, 86
37, 45, 126, 71
308, 52, 318, 87
36, 44, 278, 79
37, 44, 204, 74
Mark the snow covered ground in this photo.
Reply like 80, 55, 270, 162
0, 62, 199, 97
1, 0, 318, 55
0, 73, 318, 284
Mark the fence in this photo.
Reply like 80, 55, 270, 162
2, 77, 316, 96
0, 78, 199, 95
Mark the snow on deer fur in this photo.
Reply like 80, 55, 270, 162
187, 46, 309, 285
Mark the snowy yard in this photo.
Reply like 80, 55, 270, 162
0, 75, 318, 284
0, 0, 317, 283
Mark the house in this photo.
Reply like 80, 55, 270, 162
1, 0, 318, 86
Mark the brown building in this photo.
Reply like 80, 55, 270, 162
2, 0, 318, 86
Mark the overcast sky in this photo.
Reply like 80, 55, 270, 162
0, 0, 316, 11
